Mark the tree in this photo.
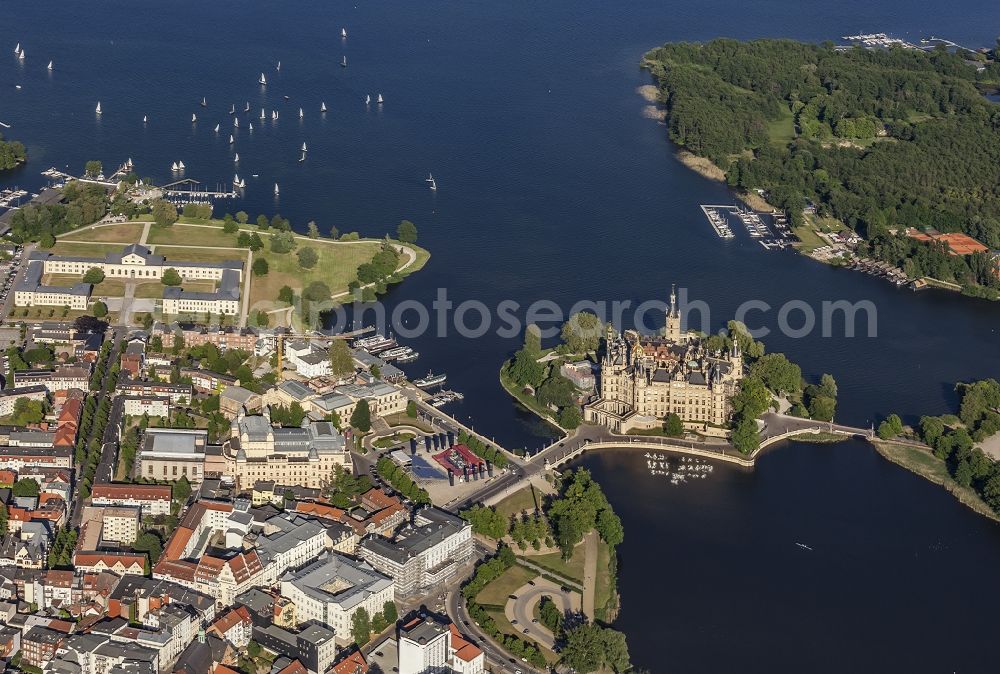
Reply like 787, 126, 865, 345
83, 267, 105, 284
303, 281, 331, 302
161, 268, 182, 286
297, 246, 319, 269
252, 258, 269, 276
559, 405, 582, 429
406, 400, 417, 418
397, 219, 418, 243
270, 231, 297, 254
235, 211, 249, 225
561, 624, 608, 673
809, 395, 836, 422
595, 508, 624, 547
256, 215, 269, 229
278, 285, 295, 305
133, 532, 162, 563
383, 600, 397, 624
172, 475, 192, 502
328, 225, 340, 239
731, 418, 760, 455
507, 350, 544, 388
12, 478, 40, 498
248, 233, 264, 251
329, 340, 354, 377
351, 607, 371, 645
664, 412, 684, 437
151, 199, 178, 227
750, 353, 802, 395
92, 301, 108, 318
877, 414, 904, 440
85, 160, 102, 177
560, 311, 602, 353
351, 399, 371, 432
461, 504, 507, 539
307, 221, 320, 238
223, 218, 239, 234
247, 641, 262, 658
920, 416, 946, 445
537, 373, 575, 408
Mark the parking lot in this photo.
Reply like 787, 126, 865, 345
0, 244, 25, 318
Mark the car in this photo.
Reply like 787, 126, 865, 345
531, 618, 539, 623
511, 619, 518, 625
508, 659, 516, 664
508, 594, 517, 600
522, 628, 529, 634
527, 580, 535, 586
463, 620, 469, 626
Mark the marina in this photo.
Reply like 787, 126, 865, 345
698, 204, 735, 239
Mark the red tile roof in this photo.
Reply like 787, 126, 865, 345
91, 483, 173, 501
448, 624, 483, 663
331, 652, 367, 674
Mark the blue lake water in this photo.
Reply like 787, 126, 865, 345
4, 1, 1000, 671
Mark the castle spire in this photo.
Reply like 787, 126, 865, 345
669, 284, 677, 318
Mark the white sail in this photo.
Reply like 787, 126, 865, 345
214, 123, 220, 132
234, 173, 240, 185
229, 104, 235, 114
234, 153, 240, 162
234, 117, 239, 128
47, 60, 52, 71
321, 102, 327, 112
201, 97, 206, 106
17, 50, 24, 60
248, 122, 253, 131
229, 134, 234, 144
365, 95, 370, 105
299, 107, 303, 118
272, 110, 277, 120
192, 113, 197, 122
13, 43, 19, 55
240, 179, 246, 188
259, 72, 267, 85
95, 101, 102, 114
429, 178, 437, 191
276, 60, 281, 71
377, 94, 383, 104
274, 183, 279, 195
341, 28, 347, 38
299, 153, 306, 162
245, 102, 250, 112
179, 161, 185, 170
260, 108, 265, 120
341, 56, 347, 67
143, 115, 147, 123
171, 162, 178, 171
301, 142, 307, 152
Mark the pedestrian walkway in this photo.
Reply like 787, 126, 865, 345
581, 530, 597, 619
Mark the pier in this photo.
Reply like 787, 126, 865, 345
161, 178, 238, 200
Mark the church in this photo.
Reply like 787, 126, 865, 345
584, 288, 744, 433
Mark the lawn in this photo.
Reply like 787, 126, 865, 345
251, 240, 382, 306
594, 540, 613, 616
767, 106, 796, 146
153, 245, 248, 265
61, 222, 145, 243
134, 279, 215, 299
494, 484, 543, 522
42, 273, 127, 298
11, 306, 117, 322
147, 223, 240, 248
383, 412, 435, 433
476, 564, 538, 606
48, 242, 126, 258
529, 546, 585, 585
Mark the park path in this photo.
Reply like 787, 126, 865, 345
582, 530, 598, 619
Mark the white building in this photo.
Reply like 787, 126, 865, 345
397, 617, 483, 674
123, 396, 171, 418
284, 340, 331, 378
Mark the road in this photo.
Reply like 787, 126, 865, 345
505, 577, 576, 651
445, 587, 546, 674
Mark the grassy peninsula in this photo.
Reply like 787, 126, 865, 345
642, 38, 1000, 296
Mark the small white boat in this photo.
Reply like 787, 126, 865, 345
341, 28, 347, 38
320, 101, 327, 112
248, 122, 253, 131
301, 142, 307, 152
233, 117, 239, 128
14, 85, 21, 90
171, 162, 179, 171
143, 114, 147, 123
341, 56, 347, 68
244, 102, 250, 112
274, 183, 279, 195
13, 43, 19, 55
179, 160, 185, 170
426, 173, 434, 182
276, 60, 281, 71
239, 178, 246, 188
95, 101, 102, 114
234, 153, 240, 162
200, 97, 207, 107
191, 113, 197, 123
377, 93, 383, 104
429, 177, 437, 191
365, 94, 370, 105
229, 134, 234, 144
259, 72, 267, 85
272, 110, 278, 120
214, 123, 220, 132
260, 108, 266, 120
47, 60, 52, 71
17, 49, 24, 61
299, 107, 303, 118
229, 103, 235, 115
299, 153, 306, 163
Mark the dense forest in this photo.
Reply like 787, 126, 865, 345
7, 180, 109, 246
0, 133, 26, 170
643, 39, 1000, 290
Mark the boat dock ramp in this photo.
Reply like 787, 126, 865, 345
701, 202, 797, 250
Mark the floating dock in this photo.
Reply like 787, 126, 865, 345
699, 205, 735, 239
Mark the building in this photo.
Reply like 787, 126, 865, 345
107, 575, 217, 625
220, 410, 351, 489
0, 446, 73, 472
73, 552, 146, 576
358, 508, 473, 597
21, 625, 66, 668
100, 506, 141, 544
584, 288, 744, 433
90, 483, 173, 516
119, 380, 193, 405
396, 617, 483, 674
14, 365, 90, 393
163, 268, 242, 316
0, 386, 48, 417
138, 428, 208, 482
284, 341, 332, 379
252, 623, 337, 674
14, 259, 91, 309
122, 395, 171, 418
182, 369, 239, 395
206, 605, 253, 648
560, 360, 596, 393
219, 386, 262, 418
279, 552, 393, 643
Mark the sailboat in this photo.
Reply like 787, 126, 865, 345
320, 102, 327, 112
365, 94, 370, 105
95, 101, 102, 115
234, 153, 240, 163
229, 134, 234, 144
301, 142, 307, 153
298, 107, 303, 119
13, 43, 19, 55
259, 72, 267, 85
429, 176, 437, 191
200, 97, 207, 107
229, 103, 236, 115
299, 153, 306, 163
233, 173, 240, 186
274, 183, 279, 195
341, 56, 347, 68
244, 102, 250, 112
377, 93, 383, 104
276, 60, 281, 71
233, 117, 239, 128
260, 108, 266, 120
191, 113, 197, 123
17, 49, 24, 61
143, 115, 148, 124
47, 60, 52, 71
171, 162, 179, 171
272, 110, 278, 120
214, 123, 220, 133
239, 178, 246, 188
248, 122, 253, 131
178, 160, 185, 170
426, 173, 434, 183
341, 28, 347, 38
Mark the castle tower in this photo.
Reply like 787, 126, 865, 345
666, 284, 682, 342
730, 339, 743, 374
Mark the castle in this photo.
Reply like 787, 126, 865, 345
583, 288, 744, 433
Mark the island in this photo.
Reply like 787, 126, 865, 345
641, 38, 1000, 300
